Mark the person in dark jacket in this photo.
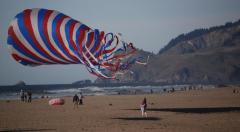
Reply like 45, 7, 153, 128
24, 92, 27, 102
73, 94, 79, 108
27, 91, 32, 103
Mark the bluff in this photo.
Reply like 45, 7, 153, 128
95, 20, 240, 84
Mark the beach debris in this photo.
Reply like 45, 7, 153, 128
7, 8, 148, 79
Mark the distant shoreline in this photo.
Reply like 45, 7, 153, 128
1, 81, 240, 92
0, 83, 234, 101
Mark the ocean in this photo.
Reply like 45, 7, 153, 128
0, 84, 212, 100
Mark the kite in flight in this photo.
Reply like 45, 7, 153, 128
7, 8, 147, 79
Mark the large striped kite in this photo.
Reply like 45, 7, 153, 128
7, 8, 139, 79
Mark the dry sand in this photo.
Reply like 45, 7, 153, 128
0, 87, 240, 132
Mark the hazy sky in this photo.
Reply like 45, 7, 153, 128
0, 0, 239, 85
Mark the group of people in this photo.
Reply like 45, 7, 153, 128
20, 90, 32, 102
233, 89, 239, 94
19, 88, 148, 117
72, 92, 84, 108
72, 92, 147, 117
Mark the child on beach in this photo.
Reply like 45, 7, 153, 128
140, 97, 147, 117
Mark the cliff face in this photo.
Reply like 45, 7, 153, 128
95, 20, 240, 84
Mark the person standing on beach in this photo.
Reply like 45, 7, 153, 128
24, 92, 27, 102
140, 97, 147, 117
79, 92, 84, 105
27, 91, 32, 103
20, 90, 24, 102
73, 94, 79, 108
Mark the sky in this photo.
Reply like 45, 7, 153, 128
0, 0, 240, 85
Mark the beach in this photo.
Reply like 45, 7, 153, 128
0, 86, 240, 132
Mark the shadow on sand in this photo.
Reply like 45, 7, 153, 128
124, 107, 240, 113
0, 128, 56, 132
112, 117, 160, 121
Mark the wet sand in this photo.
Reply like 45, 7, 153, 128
0, 86, 240, 132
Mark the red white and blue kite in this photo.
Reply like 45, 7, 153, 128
7, 8, 147, 79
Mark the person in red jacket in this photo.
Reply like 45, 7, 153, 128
140, 97, 147, 117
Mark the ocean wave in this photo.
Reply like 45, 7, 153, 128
45, 88, 80, 94
80, 86, 104, 92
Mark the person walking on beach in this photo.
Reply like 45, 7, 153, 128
24, 92, 27, 102
73, 94, 79, 108
79, 92, 84, 105
140, 97, 147, 117
27, 91, 32, 103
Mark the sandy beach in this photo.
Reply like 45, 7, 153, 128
0, 86, 240, 132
